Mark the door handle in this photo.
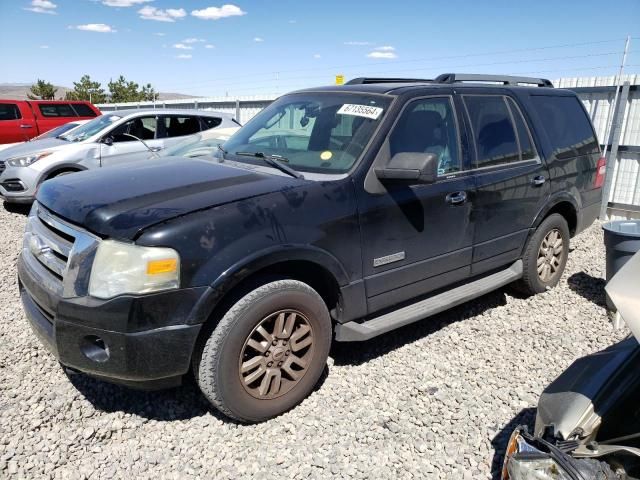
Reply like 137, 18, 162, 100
531, 175, 546, 186
19, 124, 33, 129
446, 191, 467, 205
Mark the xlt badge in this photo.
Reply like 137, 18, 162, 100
373, 251, 405, 267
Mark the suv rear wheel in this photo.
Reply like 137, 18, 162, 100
194, 280, 332, 423
516, 213, 570, 295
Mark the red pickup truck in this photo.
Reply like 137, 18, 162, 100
0, 100, 101, 144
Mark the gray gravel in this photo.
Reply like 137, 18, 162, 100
0, 205, 629, 479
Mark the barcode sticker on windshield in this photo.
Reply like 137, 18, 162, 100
337, 104, 383, 120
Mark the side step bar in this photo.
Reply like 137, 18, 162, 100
334, 260, 523, 342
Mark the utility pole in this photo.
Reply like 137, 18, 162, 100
599, 35, 631, 220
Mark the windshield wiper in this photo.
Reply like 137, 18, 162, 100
234, 151, 304, 179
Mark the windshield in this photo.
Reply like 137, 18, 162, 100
223, 92, 391, 174
162, 135, 229, 158
34, 122, 80, 140
60, 114, 122, 142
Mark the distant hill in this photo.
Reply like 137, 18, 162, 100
0, 83, 197, 103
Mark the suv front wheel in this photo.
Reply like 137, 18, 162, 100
194, 280, 332, 423
517, 213, 570, 295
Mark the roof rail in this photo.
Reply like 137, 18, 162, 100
346, 77, 433, 85
435, 73, 553, 87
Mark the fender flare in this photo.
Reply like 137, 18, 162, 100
42, 163, 88, 181
531, 192, 580, 231
187, 245, 350, 325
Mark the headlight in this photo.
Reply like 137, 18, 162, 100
503, 430, 572, 480
6, 151, 53, 167
89, 240, 180, 299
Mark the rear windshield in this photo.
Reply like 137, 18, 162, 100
529, 95, 599, 159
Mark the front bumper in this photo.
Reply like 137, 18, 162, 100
0, 164, 38, 203
18, 252, 206, 389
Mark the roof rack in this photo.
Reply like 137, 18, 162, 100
435, 73, 553, 87
346, 77, 433, 85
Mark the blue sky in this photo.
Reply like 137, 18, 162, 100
1, 0, 639, 97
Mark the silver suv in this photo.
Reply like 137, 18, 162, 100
0, 109, 238, 204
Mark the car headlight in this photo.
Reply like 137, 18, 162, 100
503, 430, 572, 480
89, 240, 180, 299
6, 151, 53, 167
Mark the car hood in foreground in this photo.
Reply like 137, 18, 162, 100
36, 157, 302, 239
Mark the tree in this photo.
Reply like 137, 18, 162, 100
107, 76, 159, 103
140, 83, 159, 102
27, 79, 57, 100
65, 75, 107, 104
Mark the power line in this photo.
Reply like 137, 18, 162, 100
157, 37, 630, 91
159, 51, 624, 94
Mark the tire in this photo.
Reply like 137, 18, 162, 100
516, 213, 570, 295
194, 280, 332, 423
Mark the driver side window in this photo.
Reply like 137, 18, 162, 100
110, 116, 157, 143
389, 97, 461, 176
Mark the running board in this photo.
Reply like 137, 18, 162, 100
334, 260, 523, 342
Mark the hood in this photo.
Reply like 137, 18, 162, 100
0, 137, 69, 160
36, 157, 303, 239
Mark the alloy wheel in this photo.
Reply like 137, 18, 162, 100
238, 309, 314, 399
537, 228, 564, 282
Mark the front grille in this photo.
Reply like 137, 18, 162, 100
29, 208, 76, 283
23, 203, 100, 299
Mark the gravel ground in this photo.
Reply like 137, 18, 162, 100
0, 205, 629, 479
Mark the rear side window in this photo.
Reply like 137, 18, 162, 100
506, 98, 536, 161
39, 104, 77, 117
0, 104, 21, 121
162, 116, 202, 137
201, 116, 222, 130
71, 104, 98, 117
529, 95, 599, 159
464, 95, 519, 168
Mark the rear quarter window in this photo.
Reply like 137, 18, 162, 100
0, 103, 21, 121
71, 104, 98, 117
529, 95, 599, 159
201, 116, 222, 130
38, 103, 78, 118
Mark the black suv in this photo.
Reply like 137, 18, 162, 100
18, 74, 605, 422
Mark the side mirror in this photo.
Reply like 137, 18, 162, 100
101, 136, 113, 146
375, 152, 439, 184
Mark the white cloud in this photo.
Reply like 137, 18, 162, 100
205, 44, 215, 49
173, 43, 192, 50
288, 19, 296, 24
138, 6, 186, 22
102, 0, 151, 6
313, 54, 321, 59
367, 51, 397, 59
154, 32, 166, 36
253, 37, 264, 42
40, 45, 49, 49
74, 23, 116, 33
176, 54, 192, 59
344, 41, 371, 46
367, 46, 397, 59
25, 0, 57, 14
182, 37, 205, 44
191, 4, 246, 20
